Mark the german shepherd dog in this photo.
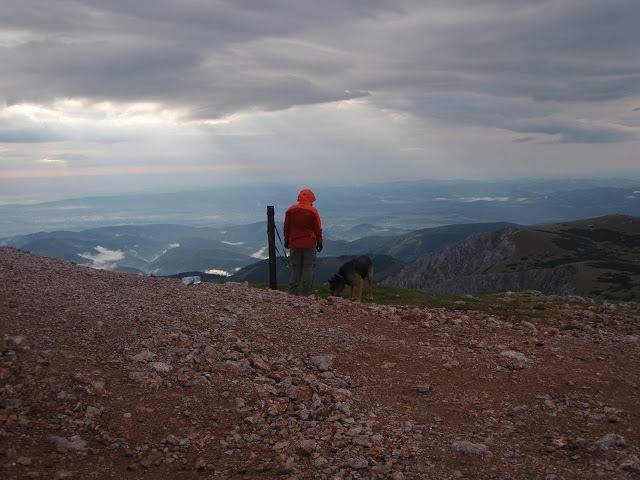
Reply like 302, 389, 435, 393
328, 255, 373, 302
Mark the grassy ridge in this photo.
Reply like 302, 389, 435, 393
489, 215, 640, 301
253, 283, 625, 321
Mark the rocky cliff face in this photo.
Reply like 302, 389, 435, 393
384, 227, 576, 296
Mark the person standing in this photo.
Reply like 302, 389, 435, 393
284, 188, 323, 296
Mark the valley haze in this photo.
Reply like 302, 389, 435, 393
2, 178, 640, 237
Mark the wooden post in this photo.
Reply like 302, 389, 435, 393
267, 206, 277, 290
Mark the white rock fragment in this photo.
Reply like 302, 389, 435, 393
132, 350, 157, 362
500, 350, 531, 362
48, 435, 88, 451
594, 433, 626, 451
149, 362, 172, 373
310, 355, 335, 372
345, 456, 369, 470
620, 455, 640, 472
452, 441, 488, 454
415, 383, 432, 393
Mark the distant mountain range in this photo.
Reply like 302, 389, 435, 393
0, 221, 516, 278
4, 215, 639, 301
0, 224, 266, 276
2, 177, 639, 300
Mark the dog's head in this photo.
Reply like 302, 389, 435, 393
328, 274, 346, 297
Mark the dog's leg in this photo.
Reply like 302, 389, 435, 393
367, 266, 374, 300
353, 277, 363, 302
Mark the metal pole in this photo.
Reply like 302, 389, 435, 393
267, 206, 277, 290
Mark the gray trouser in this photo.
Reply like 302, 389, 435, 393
289, 248, 316, 296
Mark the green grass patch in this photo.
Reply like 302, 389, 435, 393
247, 283, 581, 319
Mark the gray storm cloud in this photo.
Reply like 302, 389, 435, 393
0, 0, 639, 201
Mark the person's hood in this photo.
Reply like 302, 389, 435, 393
297, 189, 316, 205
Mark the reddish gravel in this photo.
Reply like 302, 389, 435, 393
1, 246, 639, 479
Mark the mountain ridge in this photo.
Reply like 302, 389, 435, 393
3, 214, 639, 300
1, 221, 517, 277
384, 214, 640, 301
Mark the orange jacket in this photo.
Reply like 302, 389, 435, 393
284, 189, 323, 249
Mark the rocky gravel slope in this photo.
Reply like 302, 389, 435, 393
1, 247, 639, 479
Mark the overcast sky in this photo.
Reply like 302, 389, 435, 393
1, 0, 639, 204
